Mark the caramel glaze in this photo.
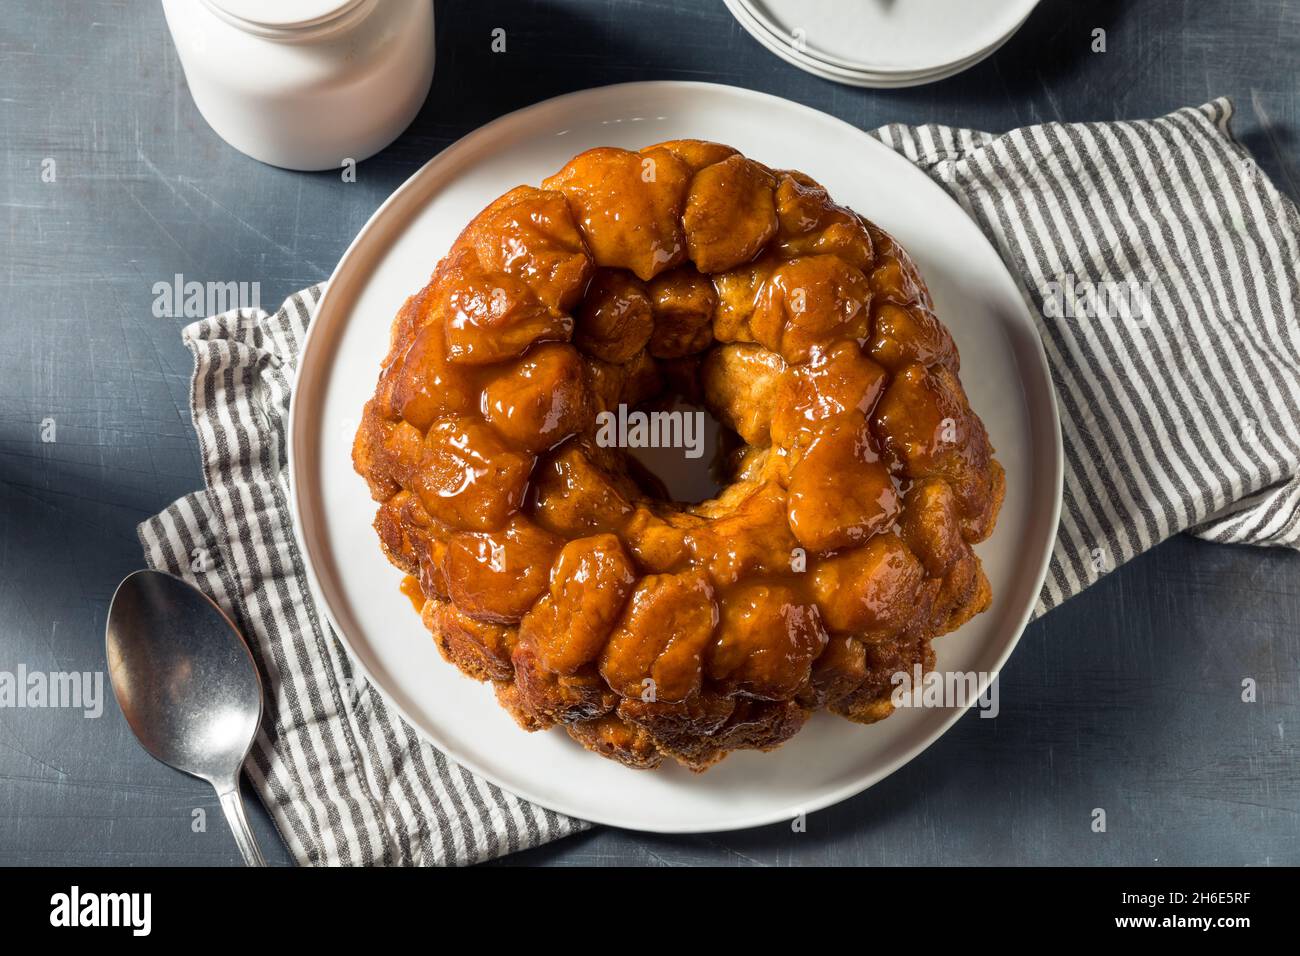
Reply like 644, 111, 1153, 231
400, 574, 427, 613
353, 140, 1006, 771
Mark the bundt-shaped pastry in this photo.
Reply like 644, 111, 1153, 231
354, 141, 1004, 771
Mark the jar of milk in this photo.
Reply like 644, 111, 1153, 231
161, 0, 435, 171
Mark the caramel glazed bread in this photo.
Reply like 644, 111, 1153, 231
354, 139, 1005, 771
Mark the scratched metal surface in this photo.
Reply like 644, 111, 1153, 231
0, 0, 1296, 867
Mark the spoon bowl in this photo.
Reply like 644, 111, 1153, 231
106, 569, 268, 866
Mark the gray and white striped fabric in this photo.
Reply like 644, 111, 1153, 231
875, 98, 1300, 616
139, 99, 1299, 865
138, 289, 587, 866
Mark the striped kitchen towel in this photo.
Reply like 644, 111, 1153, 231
139, 99, 1300, 866
874, 98, 1300, 615
138, 289, 588, 867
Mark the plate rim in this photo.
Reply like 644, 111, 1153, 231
723, 0, 1031, 88
733, 0, 1043, 75
287, 80, 1064, 833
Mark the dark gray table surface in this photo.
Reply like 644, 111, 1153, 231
0, 0, 1296, 867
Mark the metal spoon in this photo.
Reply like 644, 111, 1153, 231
106, 569, 268, 866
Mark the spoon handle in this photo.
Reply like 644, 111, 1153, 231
215, 778, 268, 867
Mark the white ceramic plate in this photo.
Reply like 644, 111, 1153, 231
289, 82, 1062, 832
735, 0, 1041, 76
725, 0, 1022, 89
725, 0, 1031, 89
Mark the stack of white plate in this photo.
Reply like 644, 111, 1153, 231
724, 0, 1041, 88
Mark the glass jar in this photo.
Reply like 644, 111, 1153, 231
161, 0, 435, 171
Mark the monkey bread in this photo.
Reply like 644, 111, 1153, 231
353, 140, 1004, 771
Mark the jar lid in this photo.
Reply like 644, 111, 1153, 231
206, 0, 366, 32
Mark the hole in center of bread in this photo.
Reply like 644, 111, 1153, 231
615, 394, 730, 506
